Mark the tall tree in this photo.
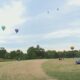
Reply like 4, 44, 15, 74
27, 47, 37, 59
9, 51, 17, 59
16, 50, 23, 60
27, 45, 45, 59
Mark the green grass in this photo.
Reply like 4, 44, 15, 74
43, 59, 80, 80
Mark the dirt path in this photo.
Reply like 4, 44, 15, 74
0, 59, 56, 80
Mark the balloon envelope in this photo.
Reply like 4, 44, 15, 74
15, 29, 19, 33
2, 26, 6, 31
47, 11, 50, 14
57, 8, 59, 11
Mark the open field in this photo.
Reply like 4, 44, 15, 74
0, 59, 80, 80
0, 59, 53, 80
43, 59, 80, 80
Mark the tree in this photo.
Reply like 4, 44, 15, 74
0, 47, 7, 58
58, 51, 64, 60
9, 50, 24, 60
46, 50, 58, 58
36, 45, 45, 58
27, 45, 46, 59
9, 51, 17, 59
27, 47, 37, 59
16, 50, 23, 60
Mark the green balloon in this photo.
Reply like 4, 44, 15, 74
2, 26, 6, 31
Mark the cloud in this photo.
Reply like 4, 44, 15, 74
0, 0, 26, 27
44, 28, 80, 39
68, 0, 80, 6
70, 20, 80, 26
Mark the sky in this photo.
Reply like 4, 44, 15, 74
0, 0, 80, 52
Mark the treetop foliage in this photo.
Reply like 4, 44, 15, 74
0, 45, 80, 60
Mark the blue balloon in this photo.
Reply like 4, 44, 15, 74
15, 29, 19, 33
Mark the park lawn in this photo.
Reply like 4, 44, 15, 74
43, 59, 80, 80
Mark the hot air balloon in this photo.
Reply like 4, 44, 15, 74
15, 29, 19, 33
1, 26, 6, 31
47, 11, 50, 14
57, 8, 59, 11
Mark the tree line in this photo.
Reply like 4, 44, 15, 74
0, 45, 80, 60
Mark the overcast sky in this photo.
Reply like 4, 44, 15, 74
0, 0, 80, 52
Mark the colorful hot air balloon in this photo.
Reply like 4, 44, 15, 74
1, 26, 6, 31
15, 29, 19, 33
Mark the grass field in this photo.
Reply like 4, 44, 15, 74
0, 59, 53, 80
0, 59, 80, 80
43, 59, 80, 80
